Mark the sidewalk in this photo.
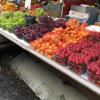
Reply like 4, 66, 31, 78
0, 70, 40, 100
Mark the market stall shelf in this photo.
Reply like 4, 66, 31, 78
0, 28, 100, 95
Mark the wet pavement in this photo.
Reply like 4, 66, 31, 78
0, 71, 40, 100
0, 45, 40, 100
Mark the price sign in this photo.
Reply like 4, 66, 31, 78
25, 0, 31, 9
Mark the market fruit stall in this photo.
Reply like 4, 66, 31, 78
0, 11, 100, 95
0, 27, 100, 95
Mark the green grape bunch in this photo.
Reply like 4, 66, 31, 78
0, 11, 26, 31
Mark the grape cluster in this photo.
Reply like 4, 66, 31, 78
0, 11, 13, 18
38, 16, 55, 32
54, 19, 66, 28
24, 15, 37, 24
38, 16, 66, 32
21, 16, 55, 39
13, 24, 42, 41
13, 11, 26, 17
0, 11, 26, 31
13, 16, 55, 41
13, 16, 66, 41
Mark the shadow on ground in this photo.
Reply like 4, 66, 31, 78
0, 45, 40, 100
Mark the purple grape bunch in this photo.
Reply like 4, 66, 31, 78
54, 19, 66, 28
24, 15, 37, 24
13, 16, 66, 41
13, 24, 38, 41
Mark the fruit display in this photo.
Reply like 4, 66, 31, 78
55, 34, 100, 75
88, 31, 100, 41
31, 18, 89, 59
53, 19, 66, 28
38, 16, 55, 32
88, 60, 100, 86
24, 15, 37, 24
54, 30, 100, 84
0, 9, 100, 87
0, 11, 13, 18
12, 24, 44, 41
35, 8, 47, 17
38, 16, 66, 31
3, 2, 17, 11
13, 16, 66, 42
0, 11, 26, 31
27, 10, 36, 16
28, 8, 46, 17
31, 27, 65, 59
31, 4, 41, 9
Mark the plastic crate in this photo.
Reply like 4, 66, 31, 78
68, 62, 87, 75
88, 71, 100, 86
53, 55, 67, 66
89, 36, 100, 42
